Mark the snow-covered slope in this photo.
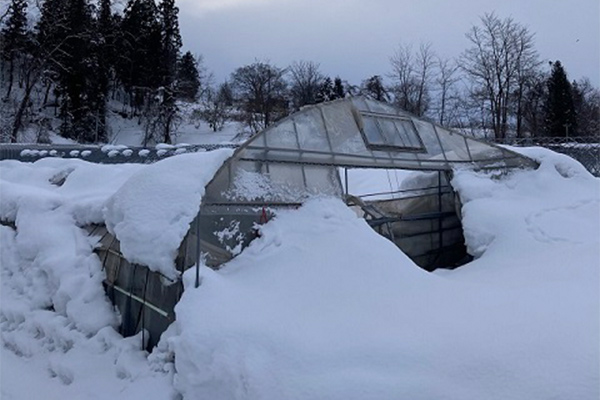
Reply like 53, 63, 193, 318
1, 147, 599, 399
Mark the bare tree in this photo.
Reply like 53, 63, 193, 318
521, 70, 547, 137
195, 54, 215, 101
230, 60, 288, 132
461, 13, 540, 139
199, 83, 231, 132
389, 43, 414, 112
288, 60, 324, 110
572, 77, 600, 136
433, 57, 460, 126
389, 42, 435, 117
512, 27, 541, 137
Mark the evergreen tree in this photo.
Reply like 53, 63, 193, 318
95, 0, 117, 139
362, 75, 388, 101
316, 76, 334, 103
36, 0, 70, 59
543, 61, 576, 137
572, 78, 600, 137
157, 0, 182, 143
58, 0, 97, 142
159, 0, 182, 83
333, 77, 345, 99
117, 0, 162, 111
176, 51, 200, 101
35, 0, 69, 107
1, 0, 30, 99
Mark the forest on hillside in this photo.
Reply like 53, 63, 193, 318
1, 0, 598, 145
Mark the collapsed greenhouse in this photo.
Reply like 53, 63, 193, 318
90, 96, 539, 349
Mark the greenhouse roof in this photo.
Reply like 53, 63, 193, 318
235, 96, 538, 171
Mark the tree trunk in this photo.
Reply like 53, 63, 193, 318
5, 58, 15, 99
11, 73, 36, 143
43, 80, 52, 106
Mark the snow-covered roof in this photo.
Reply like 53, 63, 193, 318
104, 150, 234, 279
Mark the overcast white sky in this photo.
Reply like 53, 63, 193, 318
177, 0, 600, 87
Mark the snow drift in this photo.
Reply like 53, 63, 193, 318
103, 149, 233, 279
1, 150, 232, 399
157, 147, 599, 400
1, 147, 598, 400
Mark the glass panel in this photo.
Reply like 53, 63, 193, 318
248, 131, 266, 147
264, 163, 305, 187
364, 98, 399, 115
412, 119, 443, 159
262, 119, 299, 149
416, 159, 452, 169
205, 159, 260, 204
464, 137, 506, 161
396, 120, 421, 148
321, 101, 367, 153
360, 112, 423, 152
387, 149, 419, 162
303, 165, 342, 196
325, 154, 378, 168
362, 115, 386, 146
350, 96, 369, 112
222, 163, 306, 203
294, 108, 331, 152
435, 128, 471, 161
337, 134, 370, 154
378, 118, 406, 147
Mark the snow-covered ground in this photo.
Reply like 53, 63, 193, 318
1, 147, 599, 399
106, 101, 248, 147
3, 97, 248, 147
107, 112, 246, 147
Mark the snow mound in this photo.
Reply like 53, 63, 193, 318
0, 158, 144, 225
0, 158, 145, 337
452, 146, 599, 262
103, 149, 233, 279
1, 151, 233, 399
1, 158, 174, 399
157, 149, 599, 399
160, 198, 435, 399
1, 145, 598, 399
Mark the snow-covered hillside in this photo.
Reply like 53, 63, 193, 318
1, 147, 599, 399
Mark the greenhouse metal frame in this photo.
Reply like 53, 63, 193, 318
93, 96, 538, 349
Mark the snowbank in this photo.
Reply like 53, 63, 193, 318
0, 158, 143, 335
1, 146, 598, 400
158, 149, 599, 400
1, 150, 232, 399
104, 149, 233, 279
1, 157, 176, 399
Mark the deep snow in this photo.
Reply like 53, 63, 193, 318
1, 147, 599, 399
104, 149, 233, 279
